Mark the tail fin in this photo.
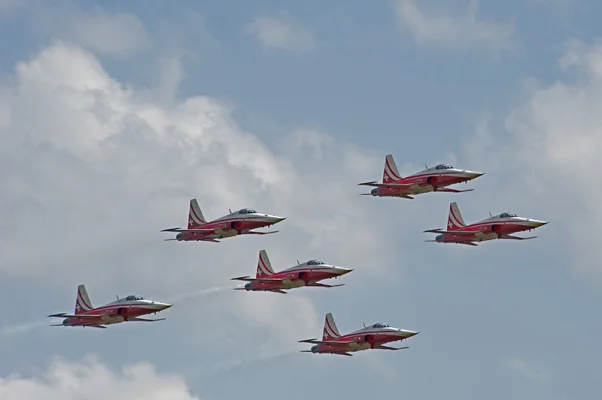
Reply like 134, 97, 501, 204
383, 154, 403, 183
447, 202, 466, 230
256, 250, 275, 277
188, 198, 207, 229
75, 284, 94, 314
322, 313, 341, 340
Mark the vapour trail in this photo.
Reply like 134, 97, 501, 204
163, 286, 230, 303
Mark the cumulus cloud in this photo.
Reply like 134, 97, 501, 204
0, 356, 200, 400
247, 14, 316, 54
463, 39, 602, 282
0, 40, 400, 359
395, 0, 514, 53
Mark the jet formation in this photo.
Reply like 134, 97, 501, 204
47, 152, 548, 358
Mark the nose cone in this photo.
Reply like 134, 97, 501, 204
399, 329, 419, 338
156, 302, 172, 310
527, 219, 548, 228
467, 171, 484, 179
335, 267, 353, 275
269, 215, 286, 224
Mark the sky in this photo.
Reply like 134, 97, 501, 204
0, 0, 601, 398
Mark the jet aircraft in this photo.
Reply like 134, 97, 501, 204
424, 202, 548, 246
231, 250, 352, 294
299, 313, 419, 356
359, 154, 483, 199
48, 284, 172, 329
161, 199, 286, 242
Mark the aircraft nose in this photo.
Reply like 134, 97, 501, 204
468, 171, 484, 179
531, 220, 548, 227
158, 303, 172, 310
400, 330, 419, 338
337, 268, 353, 275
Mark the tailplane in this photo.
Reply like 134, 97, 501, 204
75, 284, 94, 314
256, 250, 275, 277
383, 154, 403, 183
322, 312, 341, 340
447, 202, 466, 230
188, 199, 207, 228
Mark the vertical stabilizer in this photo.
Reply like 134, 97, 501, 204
188, 199, 207, 228
322, 313, 341, 340
447, 202, 466, 230
383, 154, 403, 182
256, 250, 275, 277
75, 284, 94, 314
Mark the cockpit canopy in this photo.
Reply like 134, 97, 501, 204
237, 208, 257, 214
435, 164, 454, 170
307, 259, 325, 266
124, 295, 144, 301
499, 212, 518, 218
372, 323, 390, 328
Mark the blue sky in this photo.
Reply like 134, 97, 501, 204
0, 1, 600, 399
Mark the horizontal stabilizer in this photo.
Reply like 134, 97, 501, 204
332, 352, 353, 356
200, 238, 221, 243
269, 289, 288, 294
160, 227, 182, 232
87, 325, 107, 329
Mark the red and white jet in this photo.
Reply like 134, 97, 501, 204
299, 313, 419, 356
47, 285, 172, 329
424, 202, 548, 246
231, 250, 353, 294
359, 154, 484, 199
161, 199, 286, 242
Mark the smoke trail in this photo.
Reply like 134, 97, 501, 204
208, 350, 301, 376
0, 319, 47, 339
164, 286, 229, 303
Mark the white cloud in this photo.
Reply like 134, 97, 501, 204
0, 40, 400, 355
503, 357, 548, 383
247, 15, 316, 54
0, 356, 200, 400
463, 39, 602, 282
395, 0, 514, 53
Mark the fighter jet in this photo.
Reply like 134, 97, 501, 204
299, 313, 419, 356
47, 284, 172, 329
424, 202, 548, 246
161, 199, 286, 242
359, 154, 483, 199
231, 250, 353, 294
